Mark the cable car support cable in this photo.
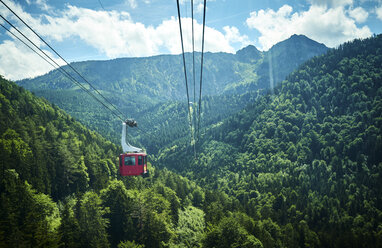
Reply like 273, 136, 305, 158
0, 22, 56, 69
197, 0, 206, 143
176, 0, 196, 157
191, 0, 196, 122
191, 0, 197, 158
0, 0, 125, 120
0, 14, 125, 123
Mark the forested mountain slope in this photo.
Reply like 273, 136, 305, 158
0, 77, 119, 198
17, 35, 328, 145
156, 35, 382, 247
0, 77, 215, 247
2, 75, 270, 248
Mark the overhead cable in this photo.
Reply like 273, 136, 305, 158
0, 14, 125, 122
191, 0, 196, 112
0, 0, 126, 119
191, 0, 196, 158
0, 22, 56, 69
197, 0, 206, 142
176, 0, 196, 155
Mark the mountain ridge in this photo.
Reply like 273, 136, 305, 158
17, 34, 328, 97
16, 34, 328, 145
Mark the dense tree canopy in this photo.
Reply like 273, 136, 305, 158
0, 77, 205, 247
156, 34, 382, 247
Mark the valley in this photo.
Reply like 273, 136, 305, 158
1, 33, 381, 248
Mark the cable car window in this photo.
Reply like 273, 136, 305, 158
124, 156, 136, 166
138, 156, 143, 165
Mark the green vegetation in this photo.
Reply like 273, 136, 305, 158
0, 77, 210, 247
1, 34, 381, 247
156, 34, 382, 247
0, 78, 118, 198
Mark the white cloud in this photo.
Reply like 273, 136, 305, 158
23, 0, 51, 11
155, 17, 235, 54
39, 6, 155, 58
35, 0, 51, 12
376, 5, 382, 20
0, 3, 243, 79
196, 3, 205, 13
1, 1, 36, 26
0, 0, 63, 80
0, 39, 61, 80
348, 7, 368, 23
0, 1, 48, 47
126, 0, 137, 9
223, 26, 250, 46
246, 4, 372, 50
37, 6, 236, 57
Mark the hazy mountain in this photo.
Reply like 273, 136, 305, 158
18, 34, 327, 99
257, 34, 328, 89
16, 34, 328, 145
235, 44, 262, 63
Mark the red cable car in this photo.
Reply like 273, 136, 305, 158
119, 120, 149, 177
119, 153, 148, 176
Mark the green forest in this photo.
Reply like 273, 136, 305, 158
1, 34, 382, 248
156, 35, 382, 247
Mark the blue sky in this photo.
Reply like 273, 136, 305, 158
1, 0, 382, 80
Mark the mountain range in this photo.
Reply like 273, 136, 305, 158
17, 34, 328, 148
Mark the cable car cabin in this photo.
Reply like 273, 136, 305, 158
119, 153, 149, 177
